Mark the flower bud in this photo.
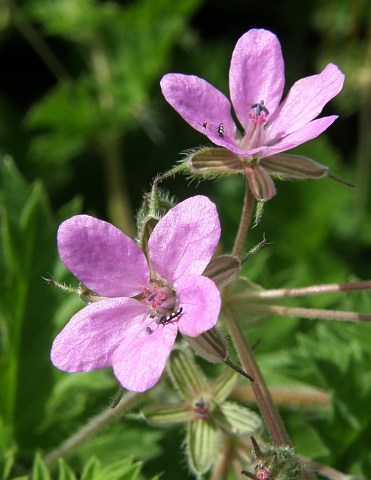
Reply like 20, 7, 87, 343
242, 437, 302, 480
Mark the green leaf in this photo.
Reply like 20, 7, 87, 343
70, 422, 162, 470
0, 157, 82, 455
58, 458, 77, 480
80, 457, 100, 480
32, 454, 51, 480
101, 458, 143, 480
0, 449, 15, 480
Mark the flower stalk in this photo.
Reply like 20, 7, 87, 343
222, 306, 291, 447
234, 279, 371, 300
43, 391, 142, 468
235, 304, 371, 323
232, 179, 255, 257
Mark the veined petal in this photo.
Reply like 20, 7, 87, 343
51, 298, 147, 372
160, 74, 237, 140
266, 63, 344, 143
112, 316, 178, 392
149, 196, 220, 282
176, 274, 221, 337
229, 29, 285, 130
57, 215, 149, 297
260, 115, 338, 158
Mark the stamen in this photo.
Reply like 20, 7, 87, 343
250, 100, 269, 116
193, 397, 209, 421
147, 292, 156, 301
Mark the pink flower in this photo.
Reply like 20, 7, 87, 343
51, 196, 221, 392
160, 29, 345, 200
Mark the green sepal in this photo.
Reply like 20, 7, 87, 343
141, 402, 193, 426
211, 368, 239, 403
182, 327, 228, 364
202, 254, 241, 289
188, 147, 243, 176
187, 416, 219, 475
244, 165, 277, 201
213, 402, 262, 436
261, 153, 328, 179
167, 349, 208, 400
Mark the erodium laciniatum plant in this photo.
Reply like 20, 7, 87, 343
41, 28, 371, 480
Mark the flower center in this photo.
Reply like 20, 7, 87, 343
141, 284, 176, 313
239, 99, 269, 151
193, 398, 209, 421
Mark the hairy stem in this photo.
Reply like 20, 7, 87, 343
43, 391, 142, 468
234, 279, 371, 300
100, 136, 136, 237
232, 178, 254, 257
223, 306, 291, 446
90, 38, 135, 235
241, 304, 371, 322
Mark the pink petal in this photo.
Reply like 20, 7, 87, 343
266, 63, 344, 143
148, 196, 221, 283
160, 74, 237, 141
229, 29, 285, 130
112, 317, 178, 392
260, 115, 338, 158
176, 274, 221, 337
51, 298, 148, 373
58, 215, 149, 297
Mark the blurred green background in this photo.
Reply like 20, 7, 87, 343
1, 0, 371, 478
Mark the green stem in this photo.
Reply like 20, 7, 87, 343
43, 391, 142, 468
355, 24, 371, 227
232, 178, 254, 257
90, 38, 135, 235
240, 303, 371, 323
222, 306, 291, 446
100, 136, 136, 237
232, 279, 371, 300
